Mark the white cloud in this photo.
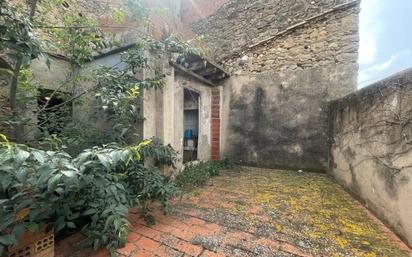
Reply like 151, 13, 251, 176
359, 55, 398, 82
359, 50, 412, 87
358, 0, 385, 65
359, 35, 378, 65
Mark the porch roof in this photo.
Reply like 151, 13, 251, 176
169, 53, 230, 87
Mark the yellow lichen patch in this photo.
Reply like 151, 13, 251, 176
183, 167, 410, 257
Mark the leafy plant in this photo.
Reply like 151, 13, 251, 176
0, 136, 178, 255
175, 159, 235, 190
139, 138, 179, 167
0, 1, 206, 256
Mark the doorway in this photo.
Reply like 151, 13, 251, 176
183, 88, 200, 163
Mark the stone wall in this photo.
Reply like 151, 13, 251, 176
329, 68, 412, 247
180, 0, 227, 24
221, 5, 359, 76
215, 2, 360, 170
191, 0, 358, 61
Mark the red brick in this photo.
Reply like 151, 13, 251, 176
201, 250, 226, 257
171, 229, 195, 241
224, 231, 254, 246
203, 224, 222, 234
117, 242, 139, 256
211, 146, 220, 153
212, 149, 220, 155
190, 225, 215, 237
136, 237, 160, 251
175, 241, 203, 256
279, 242, 311, 257
135, 226, 161, 239
212, 125, 220, 131
131, 249, 153, 257
154, 214, 191, 230
211, 154, 220, 159
186, 217, 206, 226
128, 232, 141, 243
150, 222, 176, 234
153, 233, 180, 247
157, 245, 184, 257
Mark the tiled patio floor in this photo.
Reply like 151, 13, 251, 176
56, 167, 412, 257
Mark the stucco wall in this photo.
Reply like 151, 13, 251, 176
10, 57, 74, 139
221, 64, 356, 170
142, 68, 214, 167
175, 73, 213, 161
217, 2, 359, 170
329, 68, 412, 247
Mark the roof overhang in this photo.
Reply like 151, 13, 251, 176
170, 53, 230, 87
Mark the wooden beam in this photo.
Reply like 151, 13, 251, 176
206, 72, 227, 81
197, 67, 218, 76
170, 61, 217, 87
188, 60, 207, 71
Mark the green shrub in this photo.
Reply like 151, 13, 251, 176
0, 137, 179, 256
175, 159, 235, 190
139, 138, 179, 167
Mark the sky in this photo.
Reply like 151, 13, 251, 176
358, 0, 412, 88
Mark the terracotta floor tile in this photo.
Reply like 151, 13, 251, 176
175, 240, 203, 257
55, 167, 412, 257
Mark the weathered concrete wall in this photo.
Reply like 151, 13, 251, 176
221, 64, 356, 170
175, 73, 213, 161
329, 68, 412, 247
143, 69, 214, 168
218, 2, 359, 170
3, 57, 74, 140
0, 71, 12, 137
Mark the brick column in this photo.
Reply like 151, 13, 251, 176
211, 89, 221, 160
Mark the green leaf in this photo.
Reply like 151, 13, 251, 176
61, 170, 76, 177
12, 223, 26, 239
48, 174, 62, 191
56, 221, 65, 232
97, 154, 111, 170
82, 209, 97, 216
26, 223, 40, 233
0, 235, 17, 246
37, 165, 57, 184
15, 150, 30, 165
32, 151, 46, 163
0, 175, 12, 190
16, 169, 27, 183
66, 222, 76, 229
